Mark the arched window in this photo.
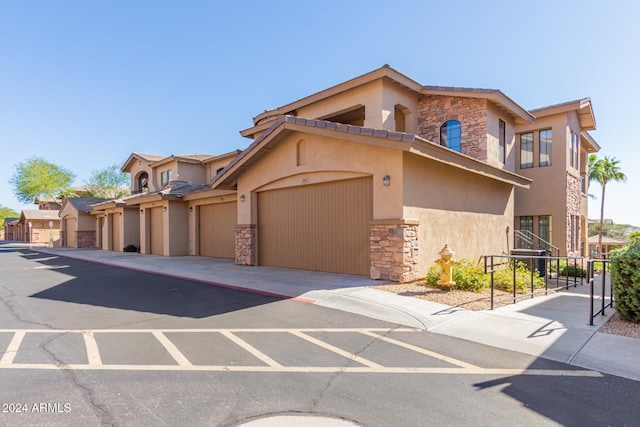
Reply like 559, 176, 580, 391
440, 120, 461, 152
137, 172, 149, 193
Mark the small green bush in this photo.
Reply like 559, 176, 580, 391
610, 242, 640, 323
425, 258, 544, 294
123, 244, 138, 253
492, 261, 545, 293
425, 258, 489, 292
559, 261, 587, 278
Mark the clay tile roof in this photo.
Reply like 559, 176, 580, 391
21, 210, 60, 220
67, 197, 110, 213
133, 153, 165, 162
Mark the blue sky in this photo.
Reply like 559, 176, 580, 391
1, 1, 638, 225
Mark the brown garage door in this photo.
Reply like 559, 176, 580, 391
150, 207, 164, 255
64, 218, 76, 247
258, 177, 372, 276
111, 213, 121, 251
199, 202, 237, 258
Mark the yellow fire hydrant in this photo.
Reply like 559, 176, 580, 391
435, 244, 457, 288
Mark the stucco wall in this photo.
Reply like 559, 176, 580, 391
176, 162, 207, 184
515, 113, 571, 255
402, 152, 514, 276
128, 160, 155, 193
236, 132, 405, 225
486, 102, 516, 171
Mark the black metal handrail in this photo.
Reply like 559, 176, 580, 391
484, 254, 586, 310
588, 259, 613, 326
513, 230, 560, 257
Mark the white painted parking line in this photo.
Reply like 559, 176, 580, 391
290, 331, 383, 368
82, 330, 102, 366
358, 330, 481, 370
0, 331, 25, 366
0, 328, 605, 378
152, 331, 192, 367
0, 363, 603, 376
220, 331, 283, 368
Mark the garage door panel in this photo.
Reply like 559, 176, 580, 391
199, 202, 237, 259
150, 207, 164, 255
258, 177, 372, 276
65, 218, 76, 248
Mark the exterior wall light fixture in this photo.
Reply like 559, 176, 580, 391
383, 175, 391, 186
239, 194, 246, 202
163, 206, 167, 213
189, 207, 193, 213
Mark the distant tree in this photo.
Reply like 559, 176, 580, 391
83, 164, 130, 200
630, 231, 640, 244
0, 205, 20, 231
9, 157, 76, 206
589, 155, 627, 258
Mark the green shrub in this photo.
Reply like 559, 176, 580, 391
559, 261, 587, 278
610, 242, 640, 323
491, 261, 545, 293
123, 244, 138, 253
425, 258, 489, 292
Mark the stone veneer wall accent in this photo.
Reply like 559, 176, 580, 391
566, 173, 582, 257
370, 221, 419, 283
77, 231, 97, 248
416, 95, 488, 161
235, 224, 256, 266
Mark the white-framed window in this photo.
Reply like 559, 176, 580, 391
520, 132, 533, 169
539, 129, 552, 167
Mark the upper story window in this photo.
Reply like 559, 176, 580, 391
161, 169, 173, 186
573, 132, 580, 169
498, 119, 506, 164
137, 172, 149, 193
539, 129, 552, 167
440, 120, 461, 152
520, 132, 533, 169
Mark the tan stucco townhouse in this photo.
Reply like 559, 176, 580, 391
212, 65, 537, 282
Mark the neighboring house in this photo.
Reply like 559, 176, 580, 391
514, 99, 600, 257
95, 151, 239, 256
14, 210, 61, 245
587, 235, 628, 258
58, 197, 108, 248
3, 218, 18, 240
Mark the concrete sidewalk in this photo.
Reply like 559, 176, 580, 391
12, 244, 640, 382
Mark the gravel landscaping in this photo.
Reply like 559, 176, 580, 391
372, 281, 640, 339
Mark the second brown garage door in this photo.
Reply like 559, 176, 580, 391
257, 177, 372, 276
199, 202, 237, 259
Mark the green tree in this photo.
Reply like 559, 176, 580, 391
83, 164, 130, 199
630, 231, 640, 244
0, 205, 20, 231
589, 155, 627, 258
9, 157, 76, 206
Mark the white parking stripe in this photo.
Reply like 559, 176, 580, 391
290, 331, 383, 368
0, 363, 603, 376
358, 330, 481, 370
220, 331, 283, 368
152, 331, 192, 367
82, 330, 102, 366
0, 331, 25, 365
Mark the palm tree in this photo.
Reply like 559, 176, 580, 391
588, 155, 627, 258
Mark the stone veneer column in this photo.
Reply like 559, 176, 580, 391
76, 231, 97, 248
370, 220, 419, 283
566, 173, 582, 257
235, 224, 256, 266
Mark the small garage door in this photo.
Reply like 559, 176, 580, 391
258, 177, 372, 276
64, 218, 76, 247
199, 202, 237, 258
111, 213, 121, 251
150, 207, 164, 255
